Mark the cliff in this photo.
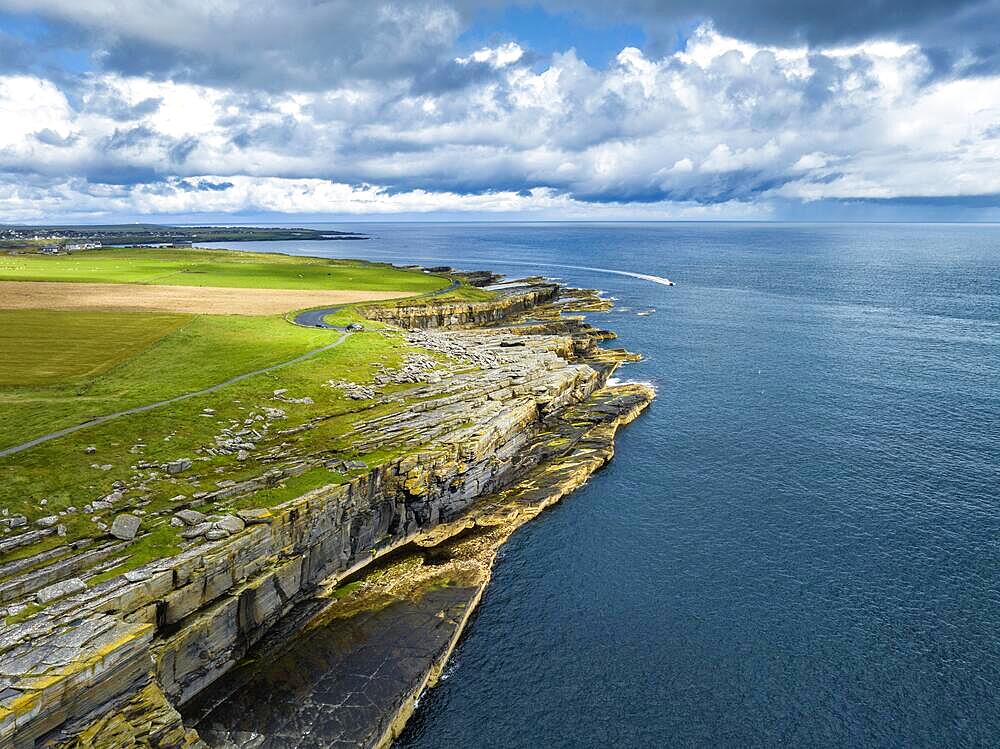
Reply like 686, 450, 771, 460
359, 284, 559, 329
0, 279, 653, 748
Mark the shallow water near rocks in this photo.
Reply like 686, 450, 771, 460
207, 223, 1000, 747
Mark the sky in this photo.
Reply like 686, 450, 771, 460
1, 1, 1000, 223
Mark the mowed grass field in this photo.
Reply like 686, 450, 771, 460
0, 248, 449, 292
0, 310, 188, 385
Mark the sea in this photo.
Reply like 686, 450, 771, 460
204, 222, 1000, 748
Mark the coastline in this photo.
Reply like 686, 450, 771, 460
0, 267, 653, 749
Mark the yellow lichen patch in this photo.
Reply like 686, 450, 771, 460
54, 682, 199, 749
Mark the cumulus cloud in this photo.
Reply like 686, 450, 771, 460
540, 0, 1000, 76
1, 2, 1000, 219
0, 173, 771, 222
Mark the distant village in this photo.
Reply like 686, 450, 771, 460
0, 225, 360, 255
0, 227, 194, 254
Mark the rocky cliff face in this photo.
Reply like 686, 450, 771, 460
183, 383, 654, 749
359, 284, 559, 329
0, 280, 653, 749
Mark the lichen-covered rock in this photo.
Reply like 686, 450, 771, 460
181, 522, 211, 539
110, 513, 141, 541
214, 515, 245, 534
175, 509, 206, 526
164, 458, 193, 475
35, 576, 86, 603
236, 508, 272, 525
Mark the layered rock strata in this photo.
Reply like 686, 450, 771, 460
0, 278, 653, 749
182, 384, 652, 748
359, 284, 560, 329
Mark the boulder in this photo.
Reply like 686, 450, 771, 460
181, 522, 211, 539
8, 515, 26, 528
36, 577, 86, 604
205, 529, 230, 541
175, 509, 206, 526
110, 513, 141, 541
35, 515, 59, 528
215, 515, 245, 534
164, 458, 193, 475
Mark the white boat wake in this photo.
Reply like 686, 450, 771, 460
493, 260, 675, 286
318, 245, 676, 287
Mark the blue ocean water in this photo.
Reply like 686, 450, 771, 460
209, 223, 1000, 747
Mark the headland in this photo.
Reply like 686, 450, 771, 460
0, 245, 652, 748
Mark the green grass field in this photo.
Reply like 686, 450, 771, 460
0, 248, 449, 292
0, 247, 479, 593
0, 248, 457, 448
0, 311, 338, 449
0, 328, 424, 578
0, 310, 189, 386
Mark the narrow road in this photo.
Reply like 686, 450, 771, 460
0, 332, 351, 459
291, 279, 461, 330
292, 307, 345, 329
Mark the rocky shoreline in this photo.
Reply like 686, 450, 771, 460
0, 272, 653, 748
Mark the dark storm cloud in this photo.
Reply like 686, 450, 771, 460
230, 118, 305, 152
557, 0, 990, 46
567, 169, 795, 205
2, 0, 465, 91
6, 0, 998, 90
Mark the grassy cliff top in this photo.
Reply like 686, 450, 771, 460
0, 247, 449, 292
0, 247, 489, 606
